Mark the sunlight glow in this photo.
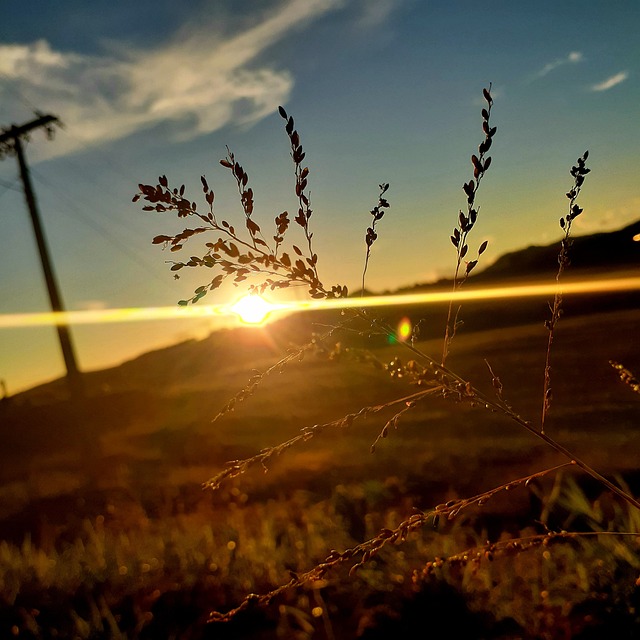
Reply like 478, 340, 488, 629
1, 276, 639, 329
230, 294, 277, 324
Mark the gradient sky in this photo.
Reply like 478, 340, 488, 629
1, 0, 639, 393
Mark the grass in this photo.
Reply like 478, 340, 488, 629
0, 460, 639, 637
2, 310, 639, 637
2, 86, 640, 637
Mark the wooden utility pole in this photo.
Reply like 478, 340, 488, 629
0, 114, 83, 396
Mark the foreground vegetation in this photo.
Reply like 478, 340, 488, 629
2, 86, 640, 637
1, 309, 640, 638
1, 451, 640, 637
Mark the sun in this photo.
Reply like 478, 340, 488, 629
230, 294, 275, 325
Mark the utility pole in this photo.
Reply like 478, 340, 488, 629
0, 114, 84, 397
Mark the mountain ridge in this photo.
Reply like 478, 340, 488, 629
389, 218, 640, 294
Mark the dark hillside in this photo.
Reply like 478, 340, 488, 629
476, 219, 640, 281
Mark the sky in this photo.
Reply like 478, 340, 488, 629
0, 0, 639, 394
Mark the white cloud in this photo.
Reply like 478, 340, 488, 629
0, 0, 344, 161
355, 0, 401, 29
590, 71, 629, 92
0, 39, 76, 77
535, 51, 583, 78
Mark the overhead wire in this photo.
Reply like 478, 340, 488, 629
29, 167, 170, 285
0, 177, 21, 198
0, 70, 171, 285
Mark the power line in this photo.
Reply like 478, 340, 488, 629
30, 166, 169, 285
0, 176, 21, 200
1, 72, 168, 279
0, 176, 19, 190
0, 70, 41, 114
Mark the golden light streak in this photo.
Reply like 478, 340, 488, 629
1, 276, 639, 330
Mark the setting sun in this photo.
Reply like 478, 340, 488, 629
229, 294, 275, 325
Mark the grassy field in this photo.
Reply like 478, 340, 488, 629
1, 306, 639, 638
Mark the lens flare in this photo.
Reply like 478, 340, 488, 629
0, 276, 638, 329
397, 317, 412, 342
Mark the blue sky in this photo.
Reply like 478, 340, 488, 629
1, 0, 638, 392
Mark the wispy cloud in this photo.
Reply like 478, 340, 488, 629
0, 0, 344, 161
354, 0, 401, 29
590, 71, 629, 92
575, 196, 640, 232
535, 51, 583, 78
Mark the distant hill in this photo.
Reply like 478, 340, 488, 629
392, 219, 640, 294
10, 219, 639, 401
475, 219, 640, 281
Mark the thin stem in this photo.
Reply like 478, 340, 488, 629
442, 85, 494, 365
361, 183, 390, 296
541, 151, 590, 433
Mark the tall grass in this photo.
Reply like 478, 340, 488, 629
134, 86, 640, 631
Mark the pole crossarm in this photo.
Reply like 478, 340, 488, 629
0, 114, 61, 156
